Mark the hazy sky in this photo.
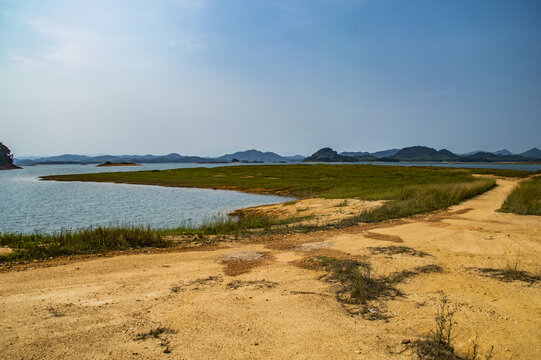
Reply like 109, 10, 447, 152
1, 0, 540, 157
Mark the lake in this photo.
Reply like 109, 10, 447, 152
0, 163, 293, 234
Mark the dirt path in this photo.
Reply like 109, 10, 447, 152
1, 179, 540, 359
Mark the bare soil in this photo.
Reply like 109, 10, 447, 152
1, 179, 540, 359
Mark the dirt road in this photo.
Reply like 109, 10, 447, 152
1, 179, 540, 359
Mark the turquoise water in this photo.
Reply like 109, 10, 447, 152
0, 164, 293, 234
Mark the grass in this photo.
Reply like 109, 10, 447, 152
0, 225, 169, 262
158, 214, 308, 237
413, 295, 494, 360
135, 327, 176, 341
309, 256, 442, 318
499, 176, 541, 215
476, 260, 540, 284
337, 180, 496, 225
368, 245, 429, 257
41, 164, 523, 198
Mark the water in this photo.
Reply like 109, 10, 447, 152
0, 163, 294, 234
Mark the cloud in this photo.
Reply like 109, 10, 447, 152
414, 89, 454, 98
12, 18, 99, 67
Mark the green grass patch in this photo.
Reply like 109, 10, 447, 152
158, 214, 310, 236
0, 225, 169, 262
42, 164, 514, 199
499, 176, 541, 215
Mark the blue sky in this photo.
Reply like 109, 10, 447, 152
1, 0, 540, 157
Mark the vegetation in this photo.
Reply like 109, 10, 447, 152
0, 225, 169, 262
476, 259, 540, 284
499, 176, 541, 215
413, 295, 494, 360
309, 256, 442, 318
158, 214, 309, 237
42, 164, 531, 197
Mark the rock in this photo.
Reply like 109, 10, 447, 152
401, 339, 411, 344
163, 347, 171, 353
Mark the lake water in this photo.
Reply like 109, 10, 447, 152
0, 163, 294, 234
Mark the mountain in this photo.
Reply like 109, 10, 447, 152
460, 150, 485, 156
389, 146, 460, 161
370, 148, 400, 158
460, 152, 528, 162
15, 153, 209, 165
0, 142, 21, 170
215, 149, 289, 162
14, 149, 299, 165
519, 147, 541, 159
303, 147, 357, 162
283, 155, 305, 161
340, 151, 370, 157
494, 149, 513, 156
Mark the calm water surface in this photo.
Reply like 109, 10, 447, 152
0, 163, 293, 234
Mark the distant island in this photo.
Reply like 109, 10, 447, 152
96, 161, 141, 167
12, 145, 541, 166
0, 142, 21, 170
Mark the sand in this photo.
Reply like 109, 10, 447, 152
1, 178, 540, 359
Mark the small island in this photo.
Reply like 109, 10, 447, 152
96, 161, 141, 167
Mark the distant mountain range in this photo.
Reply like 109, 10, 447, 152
305, 146, 541, 163
14, 149, 305, 165
11, 146, 541, 166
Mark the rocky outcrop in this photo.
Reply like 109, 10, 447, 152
0, 143, 21, 170
303, 147, 357, 162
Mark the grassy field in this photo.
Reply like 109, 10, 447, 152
499, 176, 541, 215
2, 164, 518, 262
41, 164, 523, 198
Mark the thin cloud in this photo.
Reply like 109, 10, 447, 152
13, 18, 99, 67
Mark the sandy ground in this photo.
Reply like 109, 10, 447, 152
1, 179, 540, 359
232, 197, 386, 226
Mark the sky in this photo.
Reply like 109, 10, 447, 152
1, 0, 540, 157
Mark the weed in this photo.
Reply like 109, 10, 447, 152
412, 295, 494, 360
135, 327, 175, 341
283, 200, 298, 206
368, 246, 429, 257
413, 295, 461, 359
476, 260, 540, 284
309, 256, 442, 318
